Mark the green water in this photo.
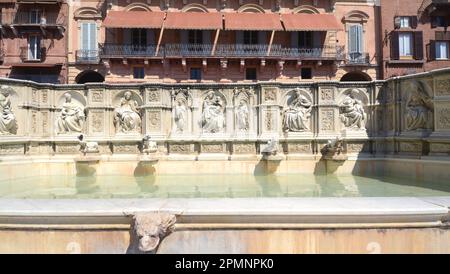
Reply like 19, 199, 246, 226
0, 174, 449, 199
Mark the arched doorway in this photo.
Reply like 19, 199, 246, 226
75, 70, 105, 84
340, 72, 372, 82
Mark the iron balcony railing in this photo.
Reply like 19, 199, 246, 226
100, 43, 345, 60
76, 50, 100, 64
1, 12, 65, 26
345, 52, 371, 65
100, 44, 162, 58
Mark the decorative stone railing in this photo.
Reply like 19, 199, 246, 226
0, 68, 449, 158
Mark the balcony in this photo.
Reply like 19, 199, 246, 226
12, 12, 65, 26
19, 46, 46, 62
100, 44, 162, 59
76, 50, 100, 64
345, 52, 371, 66
99, 43, 345, 61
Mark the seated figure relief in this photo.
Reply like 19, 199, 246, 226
405, 84, 433, 131
114, 91, 141, 134
0, 85, 18, 135
56, 93, 85, 134
201, 90, 225, 133
282, 89, 312, 132
339, 94, 366, 130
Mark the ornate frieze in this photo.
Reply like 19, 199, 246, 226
435, 79, 450, 96
201, 143, 225, 153
287, 142, 311, 154
0, 144, 24, 155
436, 106, 450, 130
169, 143, 192, 154
233, 143, 256, 154
320, 109, 334, 131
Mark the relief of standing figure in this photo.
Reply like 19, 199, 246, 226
0, 85, 18, 135
236, 99, 249, 132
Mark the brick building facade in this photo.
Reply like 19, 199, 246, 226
380, 0, 450, 78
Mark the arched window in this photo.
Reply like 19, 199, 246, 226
292, 5, 320, 14
237, 4, 265, 13
182, 3, 209, 13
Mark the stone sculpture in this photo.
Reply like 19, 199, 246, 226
283, 89, 312, 132
0, 85, 18, 135
201, 90, 225, 133
262, 137, 279, 156
339, 94, 366, 130
128, 212, 176, 254
78, 134, 99, 154
174, 100, 187, 133
236, 99, 249, 132
322, 137, 346, 161
114, 91, 141, 134
56, 93, 85, 134
405, 84, 433, 131
142, 135, 157, 154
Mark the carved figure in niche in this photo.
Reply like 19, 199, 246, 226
201, 90, 225, 133
0, 86, 17, 135
339, 93, 366, 130
405, 83, 433, 131
236, 99, 249, 131
114, 91, 141, 134
57, 93, 85, 134
174, 100, 187, 133
282, 89, 312, 132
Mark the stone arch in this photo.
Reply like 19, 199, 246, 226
75, 70, 104, 84
57, 91, 86, 109
292, 5, 320, 14
340, 71, 372, 82
74, 7, 102, 20
338, 88, 369, 106
125, 3, 152, 12
282, 88, 313, 107
181, 3, 209, 13
343, 10, 369, 23
238, 4, 265, 13
113, 90, 143, 106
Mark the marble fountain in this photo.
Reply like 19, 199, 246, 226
1, 68, 450, 253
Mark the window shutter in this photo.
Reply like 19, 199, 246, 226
258, 31, 266, 44
180, 30, 188, 44
391, 31, 400, 60
236, 31, 244, 44
357, 25, 363, 53
291, 31, 299, 48
430, 40, 436, 61
348, 25, 357, 53
411, 16, 418, 29
147, 29, 155, 45
81, 23, 89, 50
394, 17, 401, 29
414, 31, 424, 60
89, 23, 97, 50
202, 30, 211, 44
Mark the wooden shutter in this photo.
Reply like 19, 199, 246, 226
414, 31, 423, 60
429, 40, 436, 61
391, 31, 400, 60
236, 31, 244, 44
394, 17, 401, 29
411, 16, 418, 29
180, 30, 188, 44
291, 31, 299, 48
258, 31, 266, 44
348, 25, 357, 53
81, 22, 97, 50
202, 30, 211, 44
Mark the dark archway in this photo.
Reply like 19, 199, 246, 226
340, 71, 372, 82
75, 70, 105, 84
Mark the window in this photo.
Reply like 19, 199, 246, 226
190, 68, 202, 80
432, 16, 448, 28
188, 30, 203, 44
243, 31, 258, 45
245, 68, 257, 80
436, 41, 449, 60
80, 22, 97, 60
131, 29, 147, 47
133, 67, 145, 79
301, 68, 312, 79
298, 31, 313, 48
348, 24, 363, 60
29, 9, 42, 24
399, 17, 410, 28
399, 32, 413, 58
28, 35, 41, 60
